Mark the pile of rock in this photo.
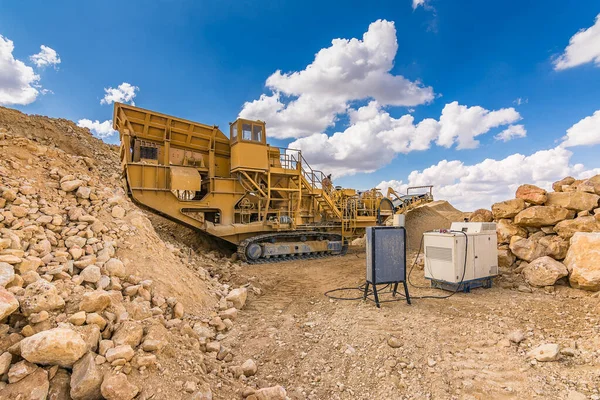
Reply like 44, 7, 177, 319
0, 131, 258, 398
488, 175, 600, 290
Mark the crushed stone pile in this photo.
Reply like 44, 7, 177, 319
479, 177, 600, 292
0, 108, 284, 399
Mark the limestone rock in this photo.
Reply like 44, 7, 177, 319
60, 180, 84, 192
469, 209, 493, 222
141, 323, 168, 352
492, 199, 526, 219
564, 232, 600, 291
112, 321, 143, 348
514, 206, 571, 227
70, 352, 103, 400
79, 291, 111, 313
0, 368, 49, 400
20, 328, 88, 367
20, 280, 65, 316
105, 345, 134, 362
111, 206, 125, 219
516, 184, 547, 205
241, 359, 257, 377
48, 368, 71, 400
498, 249, 516, 269
8, 360, 38, 383
104, 258, 125, 278
254, 386, 287, 400
552, 176, 575, 192
100, 373, 139, 400
522, 256, 568, 287
80, 266, 101, 283
69, 311, 87, 326
0, 285, 19, 320
577, 174, 600, 195
554, 216, 600, 239
191, 385, 213, 400
496, 219, 528, 244
0, 351, 12, 375
546, 191, 600, 211
509, 237, 549, 262
226, 287, 248, 309
537, 235, 569, 260
0, 262, 15, 287
527, 343, 560, 362
507, 330, 525, 344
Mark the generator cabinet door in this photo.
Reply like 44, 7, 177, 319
366, 227, 406, 284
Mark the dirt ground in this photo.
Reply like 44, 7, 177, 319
213, 248, 600, 400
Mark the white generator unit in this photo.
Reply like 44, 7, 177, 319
423, 222, 498, 291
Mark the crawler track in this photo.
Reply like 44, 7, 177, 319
237, 231, 348, 264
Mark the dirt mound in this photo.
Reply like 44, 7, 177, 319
0, 109, 268, 399
405, 205, 451, 251
425, 200, 470, 222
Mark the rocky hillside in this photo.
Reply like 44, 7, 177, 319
472, 176, 600, 292
0, 109, 285, 399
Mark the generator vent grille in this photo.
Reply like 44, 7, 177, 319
426, 246, 453, 262
481, 223, 496, 232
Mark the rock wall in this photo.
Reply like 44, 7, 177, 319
492, 175, 600, 291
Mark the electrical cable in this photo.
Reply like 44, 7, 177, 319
324, 230, 470, 303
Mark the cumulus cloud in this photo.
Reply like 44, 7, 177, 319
100, 82, 139, 105
0, 35, 41, 106
239, 20, 434, 139
377, 146, 600, 211
29, 45, 61, 68
561, 110, 600, 147
436, 102, 521, 149
554, 14, 600, 70
77, 119, 116, 139
494, 124, 527, 142
290, 101, 522, 177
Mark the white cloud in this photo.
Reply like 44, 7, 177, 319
377, 146, 599, 211
291, 101, 522, 177
239, 20, 434, 139
0, 35, 40, 106
412, 0, 427, 9
494, 124, 527, 142
436, 101, 521, 149
77, 119, 116, 139
100, 82, 139, 105
29, 45, 61, 68
561, 110, 600, 147
554, 14, 600, 70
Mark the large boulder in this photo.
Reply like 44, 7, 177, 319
48, 368, 72, 400
0, 285, 19, 320
20, 280, 65, 316
514, 206, 571, 227
469, 209, 493, 222
112, 321, 143, 348
522, 256, 568, 287
496, 219, 528, 244
553, 216, 600, 239
516, 184, 547, 205
552, 176, 576, 192
564, 233, 600, 291
0, 262, 15, 287
226, 287, 248, 309
538, 235, 569, 260
492, 199, 526, 219
20, 328, 88, 367
576, 175, 600, 195
545, 192, 600, 211
498, 249, 516, 269
509, 236, 550, 262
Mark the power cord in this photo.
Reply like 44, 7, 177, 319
324, 230, 469, 302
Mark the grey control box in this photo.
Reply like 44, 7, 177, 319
366, 226, 406, 284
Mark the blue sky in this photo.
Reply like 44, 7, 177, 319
1, 0, 599, 210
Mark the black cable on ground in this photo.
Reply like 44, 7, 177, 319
324, 230, 470, 303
